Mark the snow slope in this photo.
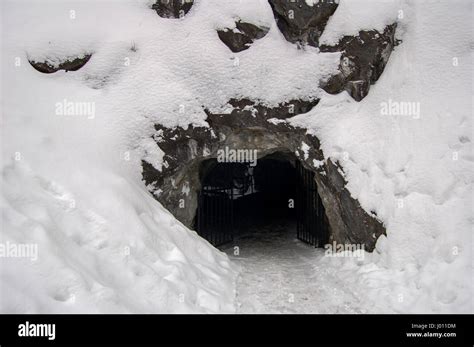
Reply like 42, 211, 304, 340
291, 0, 473, 313
0, 0, 245, 313
1, 0, 472, 313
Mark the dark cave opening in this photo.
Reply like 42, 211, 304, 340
194, 152, 330, 248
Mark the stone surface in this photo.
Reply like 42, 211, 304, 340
320, 24, 398, 101
142, 98, 386, 251
151, 0, 194, 19
268, 0, 339, 47
217, 21, 269, 52
29, 54, 92, 74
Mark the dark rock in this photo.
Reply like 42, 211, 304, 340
317, 159, 385, 248
320, 24, 398, 101
142, 97, 386, 251
205, 98, 320, 128
29, 54, 92, 74
217, 20, 269, 52
268, 0, 339, 47
151, 0, 194, 19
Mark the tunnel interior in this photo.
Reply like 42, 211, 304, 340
194, 151, 330, 248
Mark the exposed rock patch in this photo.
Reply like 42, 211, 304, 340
217, 20, 269, 52
320, 24, 398, 101
142, 98, 386, 251
268, 0, 339, 47
151, 0, 194, 19
29, 54, 92, 74
205, 98, 320, 127
267, 0, 398, 101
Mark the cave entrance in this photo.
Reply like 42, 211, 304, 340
194, 152, 329, 248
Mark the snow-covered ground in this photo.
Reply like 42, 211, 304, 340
1, 0, 472, 313
225, 222, 366, 314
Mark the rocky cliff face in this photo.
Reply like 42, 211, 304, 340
142, 98, 386, 251
142, 0, 397, 251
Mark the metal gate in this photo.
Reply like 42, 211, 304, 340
196, 162, 252, 247
296, 160, 328, 247
196, 188, 233, 247
197, 159, 328, 248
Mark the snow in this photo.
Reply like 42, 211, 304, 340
1, 159, 236, 313
313, 159, 324, 168
1, 0, 243, 313
300, 142, 310, 160
319, 0, 400, 46
226, 222, 366, 313
1, 0, 472, 313
140, 137, 165, 171
290, 0, 473, 313
306, 0, 339, 7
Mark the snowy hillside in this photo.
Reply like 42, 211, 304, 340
1, 0, 472, 313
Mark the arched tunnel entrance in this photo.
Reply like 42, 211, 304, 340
194, 152, 330, 248
141, 110, 387, 311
